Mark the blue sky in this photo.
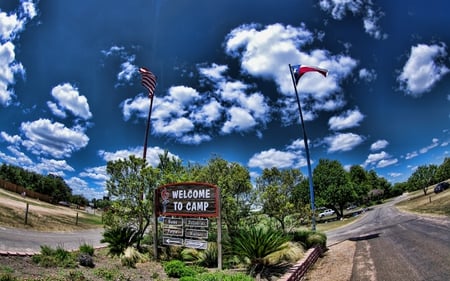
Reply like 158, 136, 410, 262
1, 0, 449, 199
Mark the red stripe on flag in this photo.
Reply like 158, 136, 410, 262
292, 65, 328, 85
139, 67, 157, 98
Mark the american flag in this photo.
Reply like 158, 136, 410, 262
292, 65, 328, 85
139, 67, 157, 98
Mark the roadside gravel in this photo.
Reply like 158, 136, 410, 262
301, 240, 355, 281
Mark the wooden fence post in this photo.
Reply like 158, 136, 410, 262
24, 203, 29, 225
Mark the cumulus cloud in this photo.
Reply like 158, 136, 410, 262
359, 68, 377, 82
0, 1, 37, 106
248, 148, 299, 169
224, 23, 357, 125
398, 43, 449, 97
325, 132, 364, 152
328, 108, 364, 130
98, 146, 179, 168
319, 0, 387, 40
20, 118, 89, 158
370, 139, 388, 151
49, 83, 92, 120
364, 150, 397, 168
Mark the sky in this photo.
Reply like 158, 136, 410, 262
0, 0, 449, 200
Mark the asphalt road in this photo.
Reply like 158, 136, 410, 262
326, 195, 450, 281
0, 227, 104, 254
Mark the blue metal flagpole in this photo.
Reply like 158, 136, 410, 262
289, 64, 317, 231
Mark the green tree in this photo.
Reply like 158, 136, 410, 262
193, 156, 252, 235
104, 155, 159, 249
348, 165, 371, 204
313, 159, 356, 219
436, 157, 450, 182
255, 168, 303, 232
407, 164, 438, 195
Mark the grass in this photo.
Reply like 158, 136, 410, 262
396, 186, 450, 216
0, 188, 103, 231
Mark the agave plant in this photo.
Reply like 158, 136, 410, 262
101, 226, 139, 256
225, 226, 291, 278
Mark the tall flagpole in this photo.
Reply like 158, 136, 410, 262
289, 64, 317, 231
142, 96, 154, 162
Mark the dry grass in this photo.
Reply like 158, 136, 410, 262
397, 184, 450, 217
0, 188, 102, 231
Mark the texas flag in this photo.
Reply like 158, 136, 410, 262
291, 65, 328, 85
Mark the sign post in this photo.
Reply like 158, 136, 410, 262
153, 182, 221, 269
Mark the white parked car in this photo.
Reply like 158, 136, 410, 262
318, 209, 335, 218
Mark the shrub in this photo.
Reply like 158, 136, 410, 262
0, 273, 18, 281
194, 272, 254, 281
32, 245, 77, 268
163, 260, 204, 278
289, 229, 327, 249
100, 226, 139, 257
79, 243, 94, 256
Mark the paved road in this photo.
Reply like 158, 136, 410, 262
0, 227, 104, 254
326, 196, 450, 281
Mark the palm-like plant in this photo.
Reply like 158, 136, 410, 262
101, 226, 139, 256
225, 226, 291, 278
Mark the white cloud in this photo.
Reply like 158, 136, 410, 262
328, 108, 364, 130
117, 61, 137, 84
248, 148, 298, 169
370, 139, 388, 151
98, 146, 179, 168
50, 83, 92, 120
398, 43, 449, 97
359, 68, 377, 82
0, 42, 24, 106
364, 150, 397, 168
419, 138, 439, 154
319, 0, 387, 39
224, 23, 357, 125
0, 1, 37, 106
0, 131, 22, 144
325, 132, 364, 152
222, 106, 257, 134
20, 118, 89, 158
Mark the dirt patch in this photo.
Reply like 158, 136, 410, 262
0, 247, 178, 281
301, 240, 355, 281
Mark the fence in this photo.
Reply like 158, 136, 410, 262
0, 179, 52, 203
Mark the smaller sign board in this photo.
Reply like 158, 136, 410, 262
185, 218, 209, 227
163, 227, 183, 237
184, 239, 208, 250
162, 236, 183, 246
185, 228, 208, 239
163, 217, 183, 226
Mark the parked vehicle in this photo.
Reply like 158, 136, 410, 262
318, 209, 335, 218
434, 182, 449, 193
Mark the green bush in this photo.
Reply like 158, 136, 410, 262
79, 243, 94, 256
289, 229, 327, 249
163, 260, 205, 278
101, 226, 139, 257
32, 245, 77, 268
193, 272, 254, 281
0, 273, 18, 281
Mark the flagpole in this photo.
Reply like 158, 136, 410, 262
289, 64, 317, 231
142, 95, 154, 162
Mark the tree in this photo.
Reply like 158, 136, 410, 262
313, 159, 356, 219
407, 164, 438, 195
193, 156, 252, 235
348, 165, 371, 204
436, 157, 450, 182
255, 168, 303, 232
104, 155, 159, 249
